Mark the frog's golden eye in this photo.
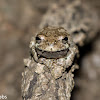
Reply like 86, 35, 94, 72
36, 36, 41, 44
62, 37, 68, 44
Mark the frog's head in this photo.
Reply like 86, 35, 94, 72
30, 26, 73, 59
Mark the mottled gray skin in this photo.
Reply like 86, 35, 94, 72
30, 27, 78, 79
39, 0, 99, 46
21, 27, 79, 100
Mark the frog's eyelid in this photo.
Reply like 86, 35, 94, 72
58, 36, 64, 40
37, 35, 45, 40
40, 36, 45, 40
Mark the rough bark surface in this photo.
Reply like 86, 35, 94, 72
22, 58, 78, 100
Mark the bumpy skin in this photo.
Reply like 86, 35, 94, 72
30, 27, 78, 79
22, 27, 79, 100
39, 0, 99, 46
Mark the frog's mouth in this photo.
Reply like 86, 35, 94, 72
35, 48, 69, 59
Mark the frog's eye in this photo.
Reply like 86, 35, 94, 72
36, 36, 41, 44
62, 37, 68, 44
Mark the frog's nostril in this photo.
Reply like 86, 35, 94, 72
50, 48, 53, 51
49, 44, 54, 51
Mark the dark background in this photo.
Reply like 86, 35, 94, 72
0, 0, 100, 100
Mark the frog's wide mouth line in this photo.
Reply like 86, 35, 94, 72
35, 48, 69, 59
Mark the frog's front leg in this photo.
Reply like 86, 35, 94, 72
29, 37, 39, 62
65, 45, 79, 68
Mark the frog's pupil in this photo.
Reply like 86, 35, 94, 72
36, 37, 41, 44
62, 37, 68, 44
